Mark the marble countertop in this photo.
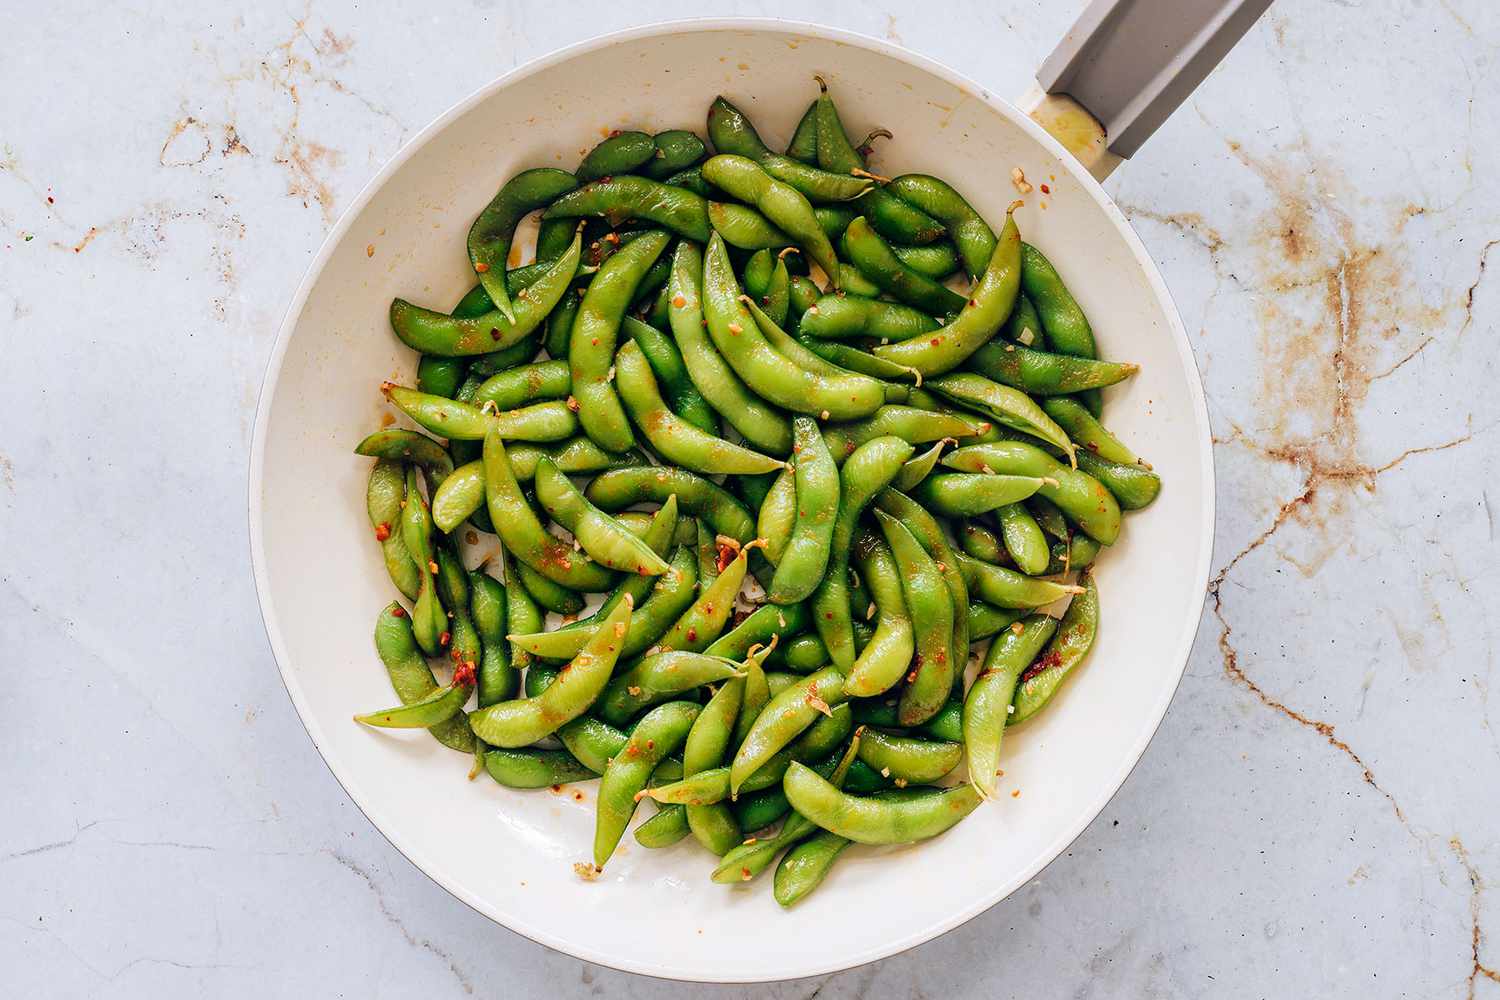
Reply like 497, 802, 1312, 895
5, 1, 1497, 996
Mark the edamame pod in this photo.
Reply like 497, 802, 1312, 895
469, 597, 633, 747
811, 436, 913, 669
482, 426, 614, 592
586, 465, 756, 543
767, 417, 839, 604
594, 700, 700, 867
873, 510, 954, 725
1011, 571, 1099, 724
468, 168, 579, 323
615, 340, 783, 474
391, 232, 582, 356
666, 241, 793, 454
543, 176, 711, 241
964, 613, 1057, 796
872, 205, 1022, 375
570, 229, 671, 452
782, 763, 980, 844
942, 440, 1120, 544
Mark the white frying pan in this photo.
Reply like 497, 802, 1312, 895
250, 4, 1266, 983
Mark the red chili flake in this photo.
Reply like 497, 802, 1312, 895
1039, 184, 1051, 195
645, 739, 656, 751
454, 661, 477, 687
47, 196, 54, 204
686, 627, 698, 643
373, 522, 392, 541
390, 606, 406, 618
439, 630, 452, 647
551, 784, 563, 793
474, 262, 491, 273
573, 790, 584, 801
490, 328, 502, 341
930, 338, 941, 346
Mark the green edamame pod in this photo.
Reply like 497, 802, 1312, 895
372, 603, 474, 753
730, 666, 848, 795
644, 129, 708, 180
570, 229, 671, 452
665, 241, 793, 455
700, 157, 844, 288
586, 465, 756, 543
471, 360, 572, 411
891, 241, 961, 280
1039, 396, 1144, 466
1006, 292, 1048, 349
850, 696, 963, 743
1021, 241, 1101, 413
355, 429, 455, 495
967, 340, 1139, 395
683, 665, 745, 855
842, 530, 915, 699
417, 355, 466, 398
634, 803, 690, 847
871, 486, 971, 670
713, 734, 861, 884
614, 340, 783, 474
913, 472, 1048, 517
624, 316, 719, 435
967, 602, 1029, 640
1075, 449, 1163, 511
774, 827, 851, 906
545, 283, 582, 361
468, 168, 579, 323
1027, 494, 1071, 541
927, 373, 1074, 461
663, 166, 712, 197
767, 417, 839, 604
872, 204, 1021, 375
856, 729, 961, 784
470, 597, 633, 747
354, 669, 472, 729
841, 216, 966, 315
873, 510, 953, 725
658, 539, 762, 653
1011, 571, 1099, 724
960, 521, 1007, 564
786, 100, 820, 163
701, 235, 885, 419
942, 440, 1120, 544
483, 747, 595, 788
400, 466, 446, 656
756, 468, 797, 566
512, 558, 585, 615
392, 232, 582, 356
543, 176, 711, 242
799, 294, 939, 342
886, 174, 996, 280
956, 552, 1083, 609
482, 426, 614, 592
892, 438, 949, 491
1044, 533, 1102, 575
382, 385, 579, 443
577, 131, 655, 182
595, 700, 699, 867
810, 436, 913, 670
467, 568, 515, 707
964, 613, 1057, 797
366, 459, 420, 601
782, 763, 980, 844
596, 651, 741, 726
536, 458, 673, 576
704, 602, 810, 660
708, 202, 792, 250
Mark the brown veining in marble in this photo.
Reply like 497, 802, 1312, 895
1453, 837, 1500, 997
1132, 142, 1489, 837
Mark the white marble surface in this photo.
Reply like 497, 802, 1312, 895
3, 1, 1498, 996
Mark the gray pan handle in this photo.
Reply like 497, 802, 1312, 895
1020, 0, 1273, 179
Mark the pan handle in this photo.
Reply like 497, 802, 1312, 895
1018, 0, 1274, 180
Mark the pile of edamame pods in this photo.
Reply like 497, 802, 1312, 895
353, 79, 1161, 906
